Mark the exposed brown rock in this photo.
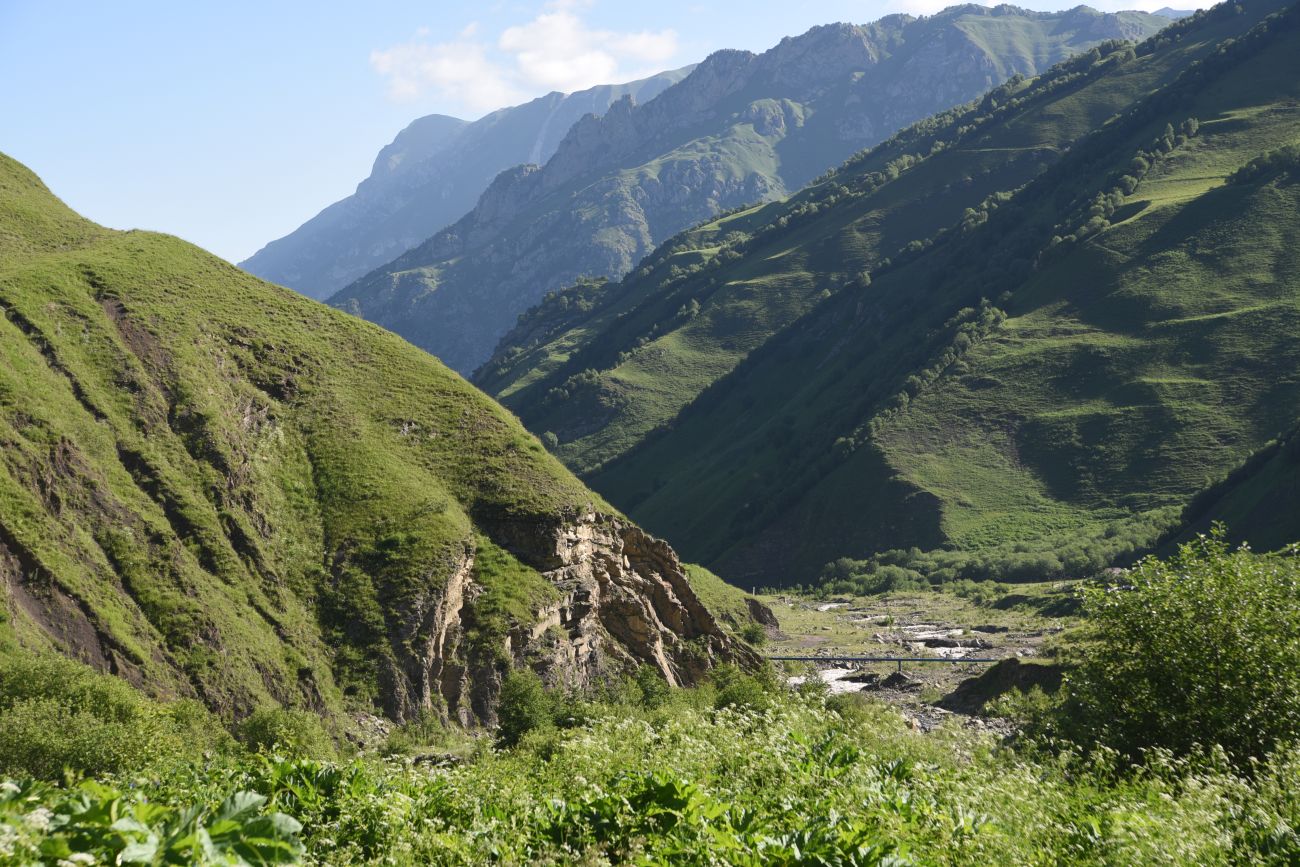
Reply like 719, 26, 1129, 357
372, 511, 756, 725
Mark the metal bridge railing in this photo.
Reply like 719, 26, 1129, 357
767, 655, 1000, 673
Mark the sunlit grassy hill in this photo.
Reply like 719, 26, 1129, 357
0, 154, 745, 727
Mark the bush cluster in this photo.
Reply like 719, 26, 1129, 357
1230, 143, 1300, 185
7, 649, 1300, 864
1060, 529, 1300, 765
815, 509, 1176, 593
0, 655, 228, 780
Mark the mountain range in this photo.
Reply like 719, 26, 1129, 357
481, 0, 1300, 586
325, 5, 1171, 374
239, 68, 693, 300
7, 0, 1298, 733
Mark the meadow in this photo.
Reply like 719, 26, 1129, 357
4, 532, 1300, 865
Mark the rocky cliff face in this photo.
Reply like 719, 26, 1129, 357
239, 68, 693, 299
388, 513, 746, 725
330, 5, 1170, 375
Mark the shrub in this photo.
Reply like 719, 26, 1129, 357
381, 710, 463, 757
496, 668, 553, 747
0, 654, 187, 779
740, 622, 767, 646
633, 664, 671, 710
1230, 143, 1300, 184
1062, 529, 1300, 765
711, 664, 777, 711
237, 707, 336, 759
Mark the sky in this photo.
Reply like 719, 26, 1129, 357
0, 0, 1177, 264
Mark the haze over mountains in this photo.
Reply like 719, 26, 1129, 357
308, 5, 1170, 374
239, 68, 693, 300
483, 0, 1300, 585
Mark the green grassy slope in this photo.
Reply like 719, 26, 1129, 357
482, 15, 1234, 476
1163, 413, 1300, 552
0, 153, 647, 723
573, 0, 1300, 586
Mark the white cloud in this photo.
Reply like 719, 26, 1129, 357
371, 2, 678, 115
369, 39, 526, 112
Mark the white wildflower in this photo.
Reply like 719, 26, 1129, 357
0, 782, 18, 797
59, 855, 97, 867
23, 807, 53, 832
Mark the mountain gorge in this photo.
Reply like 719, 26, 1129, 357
239, 68, 692, 300
483, 0, 1300, 586
11, 4, 1300, 862
329, 5, 1170, 375
0, 153, 753, 727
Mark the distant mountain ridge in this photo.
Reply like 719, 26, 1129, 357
481, 0, 1300, 587
238, 68, 693, 299
329, 4, 1170, 375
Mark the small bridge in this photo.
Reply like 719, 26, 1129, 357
767, 655, 1000, 673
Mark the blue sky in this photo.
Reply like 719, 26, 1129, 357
1, 0, 1175, 263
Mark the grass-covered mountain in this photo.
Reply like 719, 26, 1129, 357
483, 0, 1300, 587
330, 5, 1170, 375
1164, 409, 1300, 552
0, 152, 753, 728
239, 68, 692, 300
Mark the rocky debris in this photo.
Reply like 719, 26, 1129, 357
412, 752, 467, 769
842, 671, 880, 687
745, 597, 780, 627
879, 671, 922, 691
972, 624, 1010, 634
346, 713, 395, 750
920, 636, 993, 650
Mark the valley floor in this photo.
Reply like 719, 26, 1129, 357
763, 581, 1075, 728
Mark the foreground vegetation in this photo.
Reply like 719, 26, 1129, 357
4, 677, 1298, 864
4, 533, 1300, 865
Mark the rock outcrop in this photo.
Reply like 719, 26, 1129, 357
386, 512, 749, 725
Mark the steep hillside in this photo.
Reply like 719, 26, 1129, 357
496, 0, 1299, 586
239, 68, 692, 299
331, 5, 1169, 375
0, 154, 748, 728
480, 30, 1214, 474
1166, 408, 1300, 552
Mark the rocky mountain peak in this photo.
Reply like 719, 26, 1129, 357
332, 4, 1170, 375
363, 114, 468, 189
